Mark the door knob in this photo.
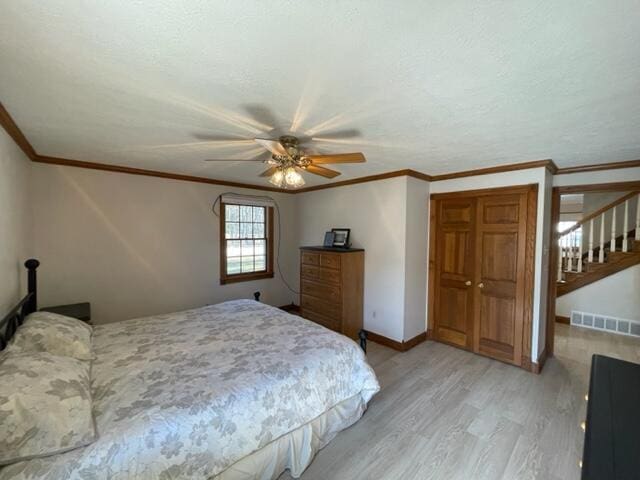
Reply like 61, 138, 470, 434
465, 280, 472, 286
478, 282, 484, 288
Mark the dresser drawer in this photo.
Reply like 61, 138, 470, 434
302, 309, 341, 332
301, 264, 341, 284
301, 294, 341, 318
301, 251, 320, 266
320, 253, 341, 270
301, 280, 342, 303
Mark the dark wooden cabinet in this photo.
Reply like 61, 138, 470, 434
299, 247, 364, 340
582, 355, 640, 479
431, 185, 537, 367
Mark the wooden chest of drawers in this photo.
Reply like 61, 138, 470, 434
299, 247, 364, 340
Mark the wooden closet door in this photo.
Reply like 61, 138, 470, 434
472, 192, 528, 365
433, 198, 476, 350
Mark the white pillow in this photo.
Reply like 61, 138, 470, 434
0, 352, 96, 465
8, 311, 93, 361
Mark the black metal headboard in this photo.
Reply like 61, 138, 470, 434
0, 259, 40, 351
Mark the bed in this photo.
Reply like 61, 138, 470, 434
0, 260, 380, 479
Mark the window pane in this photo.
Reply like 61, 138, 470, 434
240, 222, 253, 239
241, 256, 255, 273
227, 240, 241, 257
223, 204, 270, 279
253, 222, 264, 238
225, 222, 239, 239
227, 257, 241, 274
241, 240, 254, 256
226, 204, 239, 221
240, 206, 253, 222
255, 255, 266, 271
253, 207, 265, 223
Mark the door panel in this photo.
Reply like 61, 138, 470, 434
473, 194, 527, 365
481, 233, 518, 281
433, 199, 475, 349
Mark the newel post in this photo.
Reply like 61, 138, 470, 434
24, 258, 40, 313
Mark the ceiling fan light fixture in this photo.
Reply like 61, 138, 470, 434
284, 167, 305, 188
269, 166, 305, 189
269, 168, 285, 187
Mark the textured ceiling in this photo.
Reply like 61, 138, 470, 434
1, 1, 640, 186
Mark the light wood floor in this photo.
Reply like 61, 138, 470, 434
281, 324, 640, 480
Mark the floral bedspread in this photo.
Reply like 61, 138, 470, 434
1, 300, 379, 479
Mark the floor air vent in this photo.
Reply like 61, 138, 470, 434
571, 311, 640, 338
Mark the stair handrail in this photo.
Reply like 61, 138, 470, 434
559, 191, 640, 237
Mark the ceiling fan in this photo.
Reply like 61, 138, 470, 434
204, 135, 366, 189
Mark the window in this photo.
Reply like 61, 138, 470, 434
220, 203, 273, 284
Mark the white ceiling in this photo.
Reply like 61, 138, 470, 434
2, 1, 640, 187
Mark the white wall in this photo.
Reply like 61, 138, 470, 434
0, 129, 32, 315
31, 164, 298, 324
557, 264, 640, 322
403, 177, 430, 340
297, 177, 409, 342
430, 167, 551, 362
537, 168, 553, 357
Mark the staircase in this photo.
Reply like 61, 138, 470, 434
557, 191, 640, 297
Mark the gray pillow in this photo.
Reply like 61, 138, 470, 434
8, 311, 93, 361
0, 352, 96, 465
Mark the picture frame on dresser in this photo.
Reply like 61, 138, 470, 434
323, 231, 336, 247
331, 228, 351, 248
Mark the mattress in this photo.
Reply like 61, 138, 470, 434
1, 300, 379, 479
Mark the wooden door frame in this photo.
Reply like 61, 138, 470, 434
428, 184, 538, 371
544, 180, 640, 359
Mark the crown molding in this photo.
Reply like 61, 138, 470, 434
555, 159, 640, 175
294, 169, 432, 193
0, 102, 36, 160
429, 159, 557, 182
33, 155, 293, 193
3, 100, 639, 194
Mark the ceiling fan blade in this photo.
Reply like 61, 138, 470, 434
244, 104, 281, 130
305, 152, 366, 164
204, 158, 265, 162
259, 166, 280, 177
305, 164, 341, 179
255, 138, 289, 157
193, 133, 253, 142
312, 128, 361, 139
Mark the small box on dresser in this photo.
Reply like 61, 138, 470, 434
299, 246, 364, 341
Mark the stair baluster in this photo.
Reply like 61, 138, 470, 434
557, 243, 563, 282
588, 218, 594, 263
598, 213, 605, 263
636, 193, 640, 241
571, 230, 578, 272
622, 200, 629, 253
611, 205, 617, 253
577, 226, 583, 273
567, 231, 573, 272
